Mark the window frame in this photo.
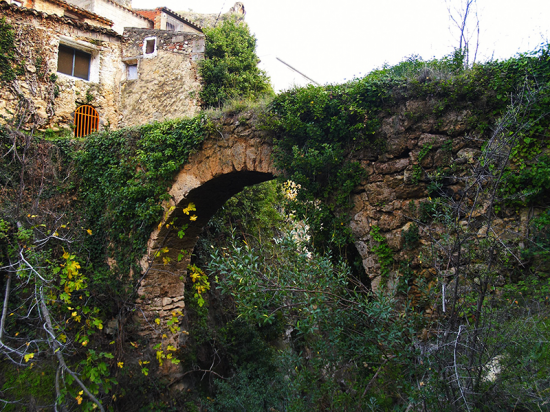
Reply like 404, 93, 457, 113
57, 44, 91, 80
142, 36, 157, 58
56, 37, 100, 82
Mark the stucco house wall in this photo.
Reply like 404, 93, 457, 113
65, 0, 152, 33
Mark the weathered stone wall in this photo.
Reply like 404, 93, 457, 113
140, 102, 534, 340
346, 99, 535, 293
178, 4, 245, 29
0, 2, 122, 132
1, 3, 204, 132
161, 11, 201, 34
119, 28, 204, 127
136, 112, 275, 377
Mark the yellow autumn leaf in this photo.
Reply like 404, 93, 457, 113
117, 362, 124, 368
182, 202, 196, 215
24, 353, 34, 362
155, 318, 160, 325
86, 229, 92, 235
76, 395, 83, 405
189, 215, 198, 221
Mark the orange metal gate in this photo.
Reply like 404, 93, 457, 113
74, 105, 99, 137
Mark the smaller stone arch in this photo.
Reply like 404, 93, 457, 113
136, 123, 278, 359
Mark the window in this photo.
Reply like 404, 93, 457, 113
57, 44, 91, 80
166, 22, 175, 31
143, 37, 157, 57
74, 105, 99, 137
127, 64, 138, 80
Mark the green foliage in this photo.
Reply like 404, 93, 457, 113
202, 180, 285, 243
3, 30, 550, 411
0, 17, 16, 83
402, 223, 420, 250
76, 115, 207, 277
267, 78, 389, 251
211, 366, 288, 412
1, 362, 56, 411
418, 198, 450, 224
417, 142, 433, 163
207, 229, 417, 409
411, 164, 423, 184
370, 225, 394, 278
500, 155, 550, 206
199, 17, 273, 108
368, 50, 466, 81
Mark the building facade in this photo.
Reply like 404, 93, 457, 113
0, 0, 204, 134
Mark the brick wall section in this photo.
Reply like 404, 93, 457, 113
133, 8, 160, 28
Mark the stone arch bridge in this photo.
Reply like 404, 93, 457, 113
136, 106, 481, 358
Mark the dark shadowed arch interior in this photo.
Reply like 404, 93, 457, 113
160, 171, 275, 256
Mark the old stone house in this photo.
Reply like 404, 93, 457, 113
0, 0, 205, 134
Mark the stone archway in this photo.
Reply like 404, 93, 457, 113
135, 124, 278, 358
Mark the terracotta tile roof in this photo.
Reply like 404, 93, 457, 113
133, 8, 158, 22
134, 7, 203, 33
42, 0, 114, 26
0, 0, 121, 37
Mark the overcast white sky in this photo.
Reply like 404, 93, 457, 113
131, 0, 550, 92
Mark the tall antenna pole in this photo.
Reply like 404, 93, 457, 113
214, 0, 227, 27
276, 57, 320, 86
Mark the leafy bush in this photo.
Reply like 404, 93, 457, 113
199, 17, 273, 108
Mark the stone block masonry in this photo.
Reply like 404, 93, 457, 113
119, 28, 204, 127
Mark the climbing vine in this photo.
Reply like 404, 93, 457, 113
76, 115, 208, 278
0, 17, 17, 82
